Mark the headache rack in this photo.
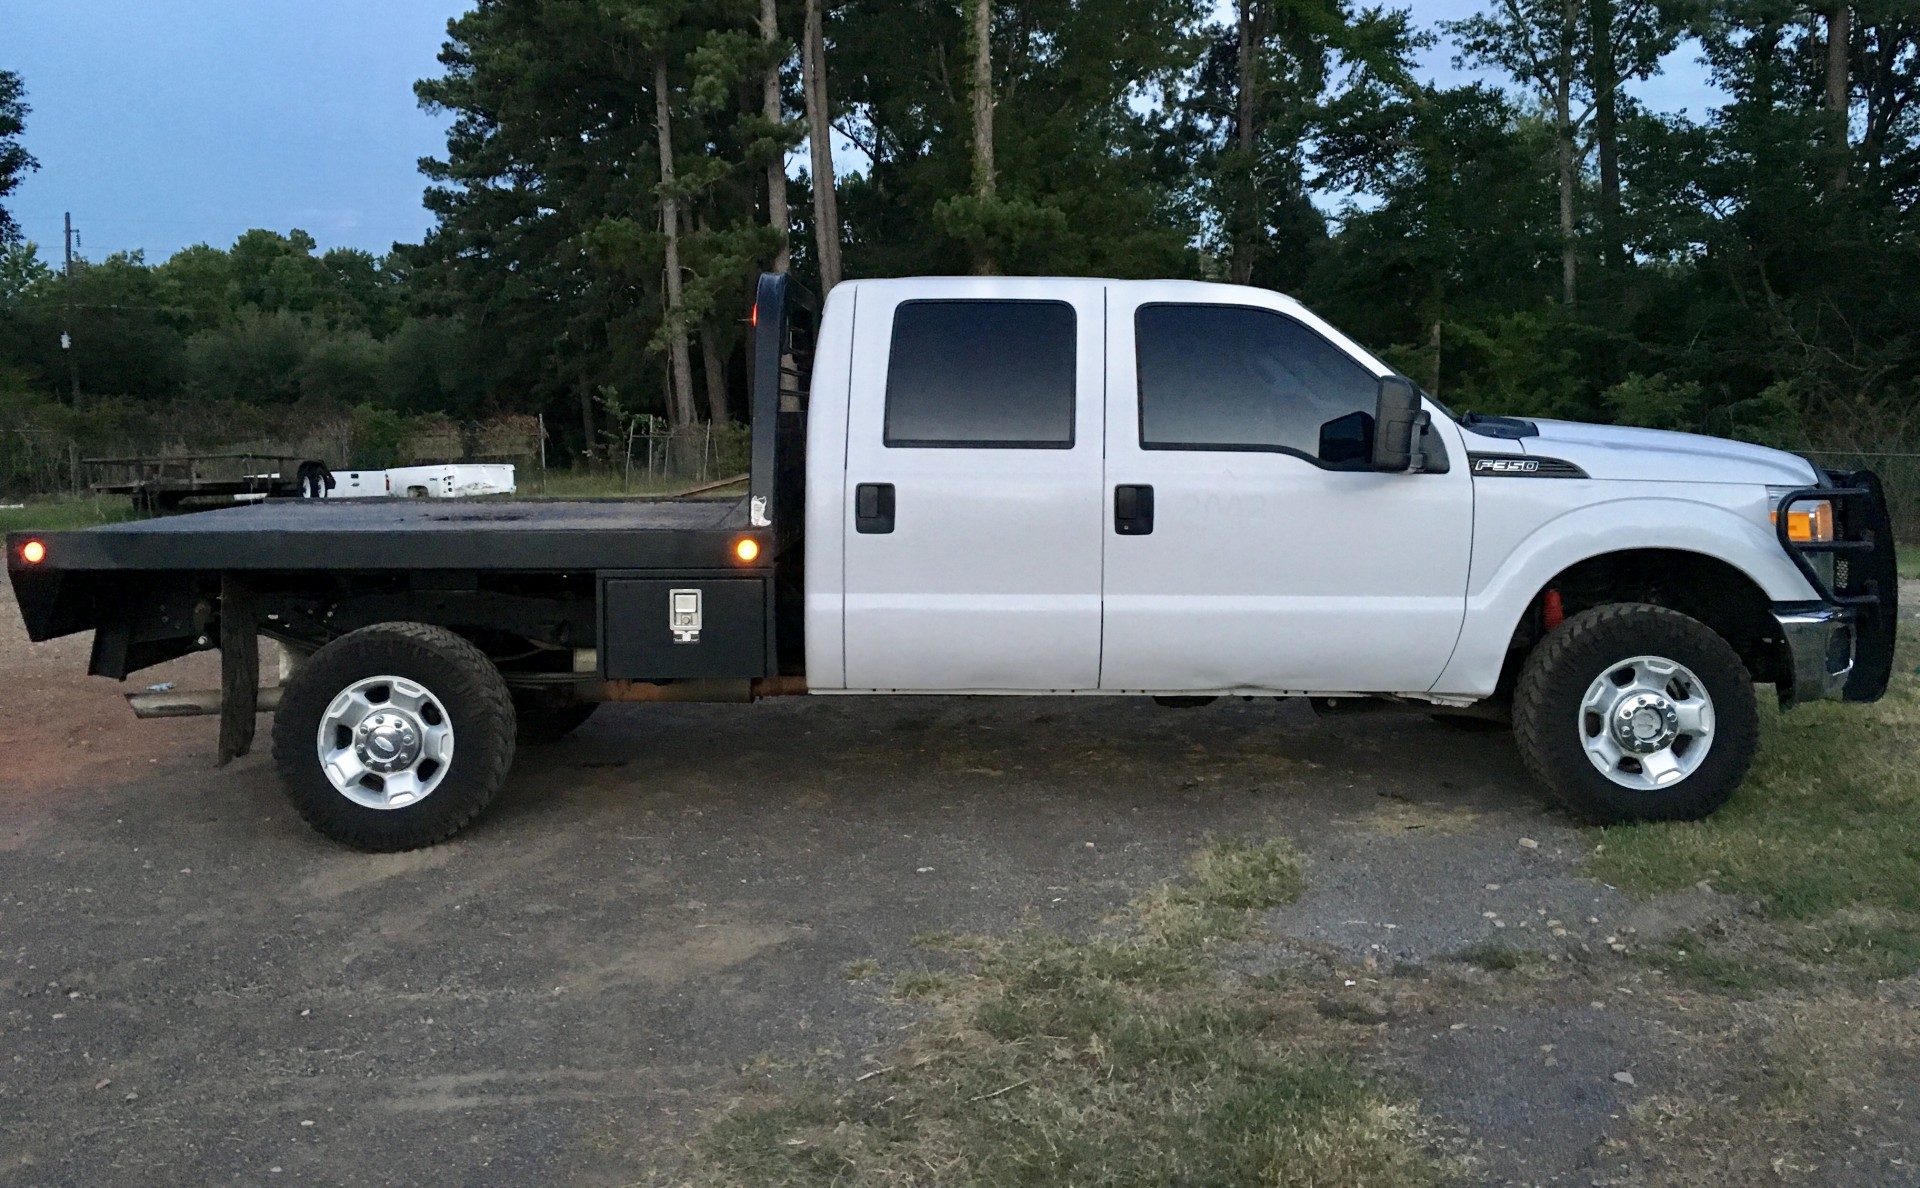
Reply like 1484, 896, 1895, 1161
749, 270, 819, 558
1775, 469, 1899, 701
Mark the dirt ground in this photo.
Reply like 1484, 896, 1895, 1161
2, 601, 1916, 1186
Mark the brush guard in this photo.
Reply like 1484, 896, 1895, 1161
1775, 469, 1898, 703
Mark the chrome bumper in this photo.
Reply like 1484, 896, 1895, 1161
1774, 605, 1856, 707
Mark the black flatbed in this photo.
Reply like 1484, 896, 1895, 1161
6, 273, 818, 680
10, 497, 757, 573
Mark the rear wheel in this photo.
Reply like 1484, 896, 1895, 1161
271, 623, 516, 850
1513, 603, 1758, 823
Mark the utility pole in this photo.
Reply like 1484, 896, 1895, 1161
62, 211, 82, 409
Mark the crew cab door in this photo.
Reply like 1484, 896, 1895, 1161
1099, 292, 1473, 693
841, 280, 1107, 690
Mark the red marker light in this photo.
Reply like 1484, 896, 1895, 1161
20, 539, 47, 565
750, 303, 759, 328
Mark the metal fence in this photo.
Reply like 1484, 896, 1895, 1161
615, 421, 753, 490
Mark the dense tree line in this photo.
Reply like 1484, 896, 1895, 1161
0, 0, 1915, 472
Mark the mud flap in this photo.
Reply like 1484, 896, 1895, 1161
217, 574, 258, 766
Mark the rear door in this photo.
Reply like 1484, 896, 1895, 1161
841, 280, 1106, 691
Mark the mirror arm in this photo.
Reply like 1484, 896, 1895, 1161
1408, 410, 1433, 473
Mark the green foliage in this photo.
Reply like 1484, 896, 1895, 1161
349, 404, 413, 469
0, 70, 37, 245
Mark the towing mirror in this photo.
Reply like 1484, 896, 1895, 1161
1372, 376, 1426, 473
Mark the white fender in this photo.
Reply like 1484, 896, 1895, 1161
1432, 493, 1818, 698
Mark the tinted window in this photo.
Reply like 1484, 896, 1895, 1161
885, 301, 1076, 448
1136, 304, 1379, 463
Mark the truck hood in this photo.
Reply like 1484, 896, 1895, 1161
1515, 419, 1819, 486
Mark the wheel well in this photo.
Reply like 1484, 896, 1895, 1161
1502, 549, 1785, 693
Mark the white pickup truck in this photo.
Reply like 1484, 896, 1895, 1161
6, 274, 1896, 850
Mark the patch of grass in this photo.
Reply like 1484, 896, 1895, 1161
0, 497, 136, 534
1589, 629, 1920, 929
891, 970, 959, 999
1797, 914, 1920, 980
1638, 909, 1920, 995
1640, 940, 1807, 994
1898, 545, 1920, 580
841, 958, 880, 982
693, 837, 1441, 1187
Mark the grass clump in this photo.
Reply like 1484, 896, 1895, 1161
694, 837, 1441, 1187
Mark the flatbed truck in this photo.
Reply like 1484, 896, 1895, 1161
7, 274, 1898, 849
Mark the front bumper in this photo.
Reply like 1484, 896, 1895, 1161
1774, 603, 1856, 706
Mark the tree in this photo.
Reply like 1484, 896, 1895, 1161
1825, 1, 1851, 193
0, 240, 50, 305
760, 0, 793, 272
967, 0, 998, 274
653, 51, 700, 436
1448, 0, 1590, 305
0, 71, 37, 246
801, 0, 844, 290
1194, 1, 1423, 289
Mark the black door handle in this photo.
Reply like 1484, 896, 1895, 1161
855, 483, 895, 534
1114, 484, 1154, 535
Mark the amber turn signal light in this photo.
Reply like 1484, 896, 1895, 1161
734, 538, 761, 563
1771, 501, 1834, 544
20, 539, 47, 565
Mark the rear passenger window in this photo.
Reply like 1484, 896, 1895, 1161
1136, 304, 1380, 464
885, 300, 1076, 448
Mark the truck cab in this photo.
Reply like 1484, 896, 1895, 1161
6, 272, 1897, 851
805, 277, 1477, 695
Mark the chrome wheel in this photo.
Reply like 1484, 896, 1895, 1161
315, 675, 454, 810
1578, 654, 1715, 790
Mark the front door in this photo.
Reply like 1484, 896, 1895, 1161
1099, 292, 1473, 693
841, 279, 1108, 691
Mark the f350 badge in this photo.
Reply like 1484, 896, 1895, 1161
1474, 457, 1539, 474
1467, 454, 1589, 478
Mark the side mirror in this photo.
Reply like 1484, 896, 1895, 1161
1372, 376, 1427, 472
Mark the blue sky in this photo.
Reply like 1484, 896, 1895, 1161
2, 0, 1725, 264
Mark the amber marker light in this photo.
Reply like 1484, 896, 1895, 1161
1771, 501, 1834, 544
734, 538, 761, 563
20, 539, 47, 565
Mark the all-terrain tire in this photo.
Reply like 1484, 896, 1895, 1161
512, 688, 599, 745
272, 622, 516, 851
1512, 603, 1759, 824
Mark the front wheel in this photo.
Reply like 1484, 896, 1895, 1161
271, 623, 516, 850
1513, 603, 1759, 824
